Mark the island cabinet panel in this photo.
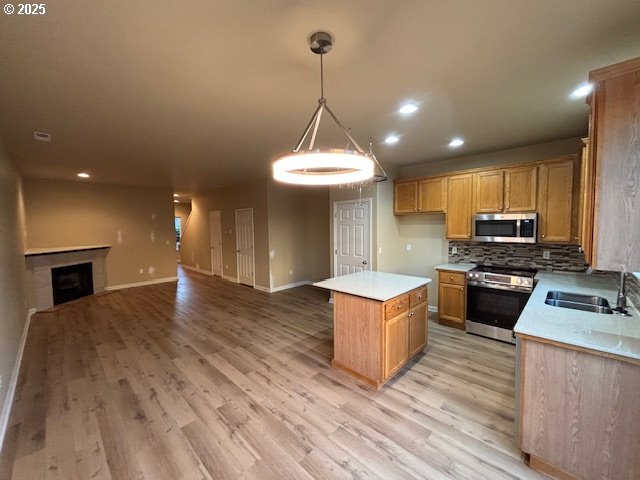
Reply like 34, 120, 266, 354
331, 285, 429, 389
520, 339, 640, 480
332, 292, 383, 382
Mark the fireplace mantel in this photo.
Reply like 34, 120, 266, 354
25, 244, 111, 257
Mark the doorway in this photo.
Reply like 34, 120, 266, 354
209, 210, 223, 277
333, 199, 372, 276
235, 208, 255, 286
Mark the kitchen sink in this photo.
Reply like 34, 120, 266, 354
545, 291, 613, 314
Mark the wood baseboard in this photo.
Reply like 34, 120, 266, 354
529, 455, 579, 480
438, 318, 466, 330
331, 359, 381, 389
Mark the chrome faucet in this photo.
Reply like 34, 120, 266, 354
613, 271, 631, 316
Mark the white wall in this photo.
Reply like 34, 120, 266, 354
0, 145, 28, 448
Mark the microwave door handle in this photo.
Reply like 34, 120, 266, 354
515, 219, 521, 237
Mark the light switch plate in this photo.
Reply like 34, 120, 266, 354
406, 244, 412, 252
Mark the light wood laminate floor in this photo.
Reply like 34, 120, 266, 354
0, 267, 548, 479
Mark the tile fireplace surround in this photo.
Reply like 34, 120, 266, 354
25, 245, 110, 311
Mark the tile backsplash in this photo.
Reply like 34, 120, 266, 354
448, 241, 589, 272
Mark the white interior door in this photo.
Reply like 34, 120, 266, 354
334, 199, 371, 276
235, 208, 255, 286
209, 210, 222, 277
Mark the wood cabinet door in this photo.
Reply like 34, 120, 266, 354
473, 170, 504, 213
394, 181, 418, 214
538, 159, 575, 243
384, 313, 408, 378
590, 68, 640, 271
408, 302, 427, 357
446, 174, 473, 239
438, 282, 465, 325
504, 166, 537, 212
418, 177, 446, 213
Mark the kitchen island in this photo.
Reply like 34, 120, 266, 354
514, 272, 640, 480
314, 271, 431, 388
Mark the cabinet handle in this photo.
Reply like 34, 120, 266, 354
397, 304, 403, 309
418, 293, 422, 299
460, 287, 464, 291
505, 205, 510, 211
500, 204, 504, 211
450, 276, 454, 281
541, 234, 546, 238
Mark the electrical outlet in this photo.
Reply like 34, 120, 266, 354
139, 268, 144, 274
378, 247, 383, 255
289, 269, 293, 275
406, 244, 412, 252
451, 245, 458, 255
542, 250, 551, 260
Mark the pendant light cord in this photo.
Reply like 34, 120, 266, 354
320, 51, 324, 101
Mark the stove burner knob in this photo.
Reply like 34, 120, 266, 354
517, 278, 523, 285
524, 279, 531, 286
468, 273, 473, 278
475, 273, 480, 278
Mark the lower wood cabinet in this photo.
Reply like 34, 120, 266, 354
384, 313, 409, 378
519, 337, 640, 480
332, 285, 429, 388
438, 270, 466, 330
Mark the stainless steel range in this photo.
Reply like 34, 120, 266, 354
466, 265, 537, 344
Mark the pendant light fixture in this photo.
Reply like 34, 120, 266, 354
273, 31, 385, 186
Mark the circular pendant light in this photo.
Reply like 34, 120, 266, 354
273, 31, 383, 186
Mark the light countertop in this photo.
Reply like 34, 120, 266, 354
314, 271, 432, 302
435, 263, 476, 272
514, 271, 640, 361
25, 245, 112, 256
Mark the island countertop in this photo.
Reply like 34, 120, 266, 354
314, 271, 432, 302
514, 271, 640, 362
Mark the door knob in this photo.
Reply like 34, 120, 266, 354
363, 260, 367, 265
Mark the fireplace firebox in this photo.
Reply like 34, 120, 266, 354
51, 262, 94, 306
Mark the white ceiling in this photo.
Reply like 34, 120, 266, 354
1, 1, 639, 193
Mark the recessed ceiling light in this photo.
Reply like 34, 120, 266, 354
77, 172, 90, 178
399, 104, 418, 114
570, 83, 592, 99
449, 137, 464, 148
173, 199, 179, 203
173, 194, 179, 197
384, 135, 400, 144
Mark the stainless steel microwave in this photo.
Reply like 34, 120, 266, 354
472, 213, 537, 243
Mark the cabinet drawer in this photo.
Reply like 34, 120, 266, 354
439, 271, 466, 286
410, 287, 428, 306
385, 294, 409, 319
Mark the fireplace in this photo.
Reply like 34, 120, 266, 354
51, 262, 94, 306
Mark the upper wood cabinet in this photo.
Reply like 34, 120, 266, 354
394, 181, 418, 214
473, 166, 537, 213
537, 157, 577, 244
586, 57, 640, 271
394, 177, 446, 214
578, 137, 594, 263
418, 177, 446, 213
446, 174, 472, 239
